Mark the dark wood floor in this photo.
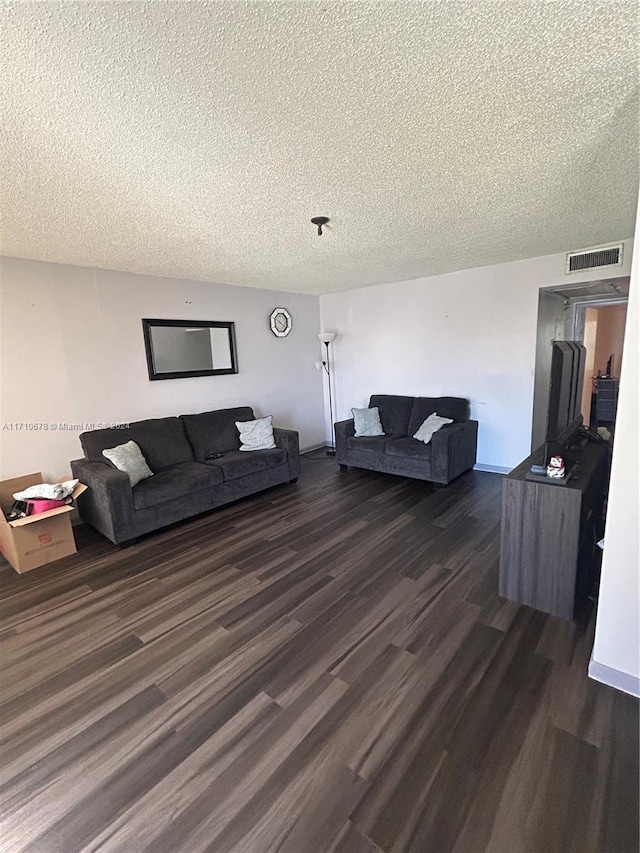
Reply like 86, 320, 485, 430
0, 457, 638, 853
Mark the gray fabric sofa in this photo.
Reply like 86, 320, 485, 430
335, 394, 478, 485
70, 407, 300, 545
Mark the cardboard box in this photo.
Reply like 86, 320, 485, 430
0, 473, 87, 573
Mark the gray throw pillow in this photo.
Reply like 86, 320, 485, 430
413, 413, 453, 444
102, 440, 154, 487
236, 415, 277, 451
352, 407, 385, 437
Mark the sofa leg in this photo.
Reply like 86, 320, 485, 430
289, 478, 298, 484
339, 464, 348, 472
117, 538, 137, 548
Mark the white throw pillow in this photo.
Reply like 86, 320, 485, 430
102, 440, 154, 487
352, 407, 385, 437
236, 415, 277, 451
413, 413, 453, 444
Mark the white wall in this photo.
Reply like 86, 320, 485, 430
589, 219, 640, 697
0, 258, 324, 480
319, 241, 634, 471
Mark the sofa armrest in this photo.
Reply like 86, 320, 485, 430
273, 427, 300, 479
335, 419, 355, 463
430, 420, 478, 483
70, 458, 135, 544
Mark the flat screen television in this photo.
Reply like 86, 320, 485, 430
545, 341, 586, 456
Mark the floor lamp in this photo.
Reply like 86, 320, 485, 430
316, 332, 337, 455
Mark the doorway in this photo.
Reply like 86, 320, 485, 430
575, 302, 627, 430
531, 277, 629, 451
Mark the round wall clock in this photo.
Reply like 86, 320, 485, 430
270, 307, 292, 337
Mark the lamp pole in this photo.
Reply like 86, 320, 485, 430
318, 332, 337, 456
324, 341, 335, 455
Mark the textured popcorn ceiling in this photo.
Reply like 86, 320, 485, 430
1, 1, 638, 294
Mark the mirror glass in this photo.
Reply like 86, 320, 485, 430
142, 319, 238, 380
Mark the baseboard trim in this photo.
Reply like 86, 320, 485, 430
588, 660, 640, 698
301, 443, 329, 454
473, 464, 511, 475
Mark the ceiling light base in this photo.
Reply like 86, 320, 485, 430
311, 216, 330, 236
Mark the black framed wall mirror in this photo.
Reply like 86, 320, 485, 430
142, 319, 238, 381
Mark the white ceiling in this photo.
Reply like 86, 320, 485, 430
1, 1, 638, 295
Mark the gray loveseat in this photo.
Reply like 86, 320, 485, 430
70, 407, 300, 545
335, 394, 477, 485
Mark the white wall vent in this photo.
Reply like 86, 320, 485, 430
565, 244, 623, 274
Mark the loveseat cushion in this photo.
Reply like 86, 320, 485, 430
385, 437, 433, 460
346, 435, 388, 453
132, 462, 223, 510
407, 397, 470, 437
81, 418, 195, 470
204, 448, 287, 481
181, 407, 255, 461
369, 395, 414, 437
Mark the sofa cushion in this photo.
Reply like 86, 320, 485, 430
386, 437, 433, 460
369, 395, 414, 437
181, 407, 255, 461
204, 448, 287, 481
346, 435, 389, 453
81, 418, 195, 470
132, 462, 223, 511
407, 397, 470, 436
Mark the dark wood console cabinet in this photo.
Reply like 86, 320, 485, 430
499, 439, 609, 620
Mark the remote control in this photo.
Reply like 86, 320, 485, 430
530, 464, 547, 475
